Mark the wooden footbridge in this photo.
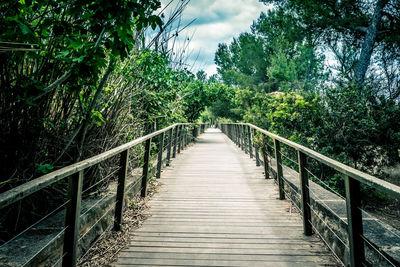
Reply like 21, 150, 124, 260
115, 128, 336, 266
1, 123, 400, 267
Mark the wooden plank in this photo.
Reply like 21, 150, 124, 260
129, 236, 322, 244
114, 129, 338, 266
115, 255, 334, 266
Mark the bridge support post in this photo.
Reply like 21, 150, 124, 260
298, 151, 312, 236
156, 132, 165, 179
166, 128, 173, 165
141, 138, 152, 197
114, 149, 129, 231
345, 176, 365, 267
63, 171, 83, 267
247, 125, 253, 158
274, 139, 285, 200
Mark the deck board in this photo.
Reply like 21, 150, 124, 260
114, 129, 338, 266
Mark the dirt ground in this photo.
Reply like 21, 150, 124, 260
77, 179, 160, 267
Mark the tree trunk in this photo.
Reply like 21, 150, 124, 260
354, 0, 388, 84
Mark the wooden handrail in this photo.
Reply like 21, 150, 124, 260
240, 123, 400, 199
0, 123, 195, 209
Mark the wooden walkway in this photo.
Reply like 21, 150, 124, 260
115, 129, 338, 266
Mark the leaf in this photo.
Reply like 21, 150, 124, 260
0, 179, 11, 185
35, 163, 54, 174
73, 55, 86, 63
56, 50, 70, 58
19, 22, 31, 35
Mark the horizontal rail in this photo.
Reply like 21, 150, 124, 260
0, 123, 192, 210
245, 123, 400, 199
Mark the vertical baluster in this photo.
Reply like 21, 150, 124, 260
141, 138, 152, 197
345, 176, 365, 267
63, 171, 83, 267
114, 150, 129, 231
298, 151, 312, 236
274, 139, 285, 200
156, 132, 165, 178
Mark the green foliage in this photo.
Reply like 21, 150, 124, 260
215, 9, 325, 92
35, 163, 54, 174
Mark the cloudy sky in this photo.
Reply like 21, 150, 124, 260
158, 0, 272, 77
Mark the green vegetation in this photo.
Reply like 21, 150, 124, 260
0, 0, 224, 243
211, 2, 400, 185
1, 0, 400, 243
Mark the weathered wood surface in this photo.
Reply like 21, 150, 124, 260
114, 128, 338, 266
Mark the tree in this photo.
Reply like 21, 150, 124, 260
215, 10, 324, 92
260, 0, 400, 86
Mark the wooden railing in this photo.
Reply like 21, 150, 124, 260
0, 123, 207, 267
219, 123, 400, 267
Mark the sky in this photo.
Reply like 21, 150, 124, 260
158, 0, 272, 77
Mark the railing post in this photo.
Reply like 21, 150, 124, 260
262, 145, 270, 179
172, 126, 178, 158
141, 138, 152, 197
345, 176, 365, 267
193, 125, 198, 139
63, 171, 83, 267
254, 129, 260, 166
178, 125, 182, 154
274, 139, 285, 200
233, 125, 237, 145
236, 125, 240, 146
248, 125, 253, 158
184, 127, 188, 147
240, 125, 245, 151
234, 125, 238, 145
298, 151, 312, 236
166, 128, 173, 165
114, 150, 129, 231
156, 132, 165, 179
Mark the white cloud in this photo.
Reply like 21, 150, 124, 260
159, 0, 272, 76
